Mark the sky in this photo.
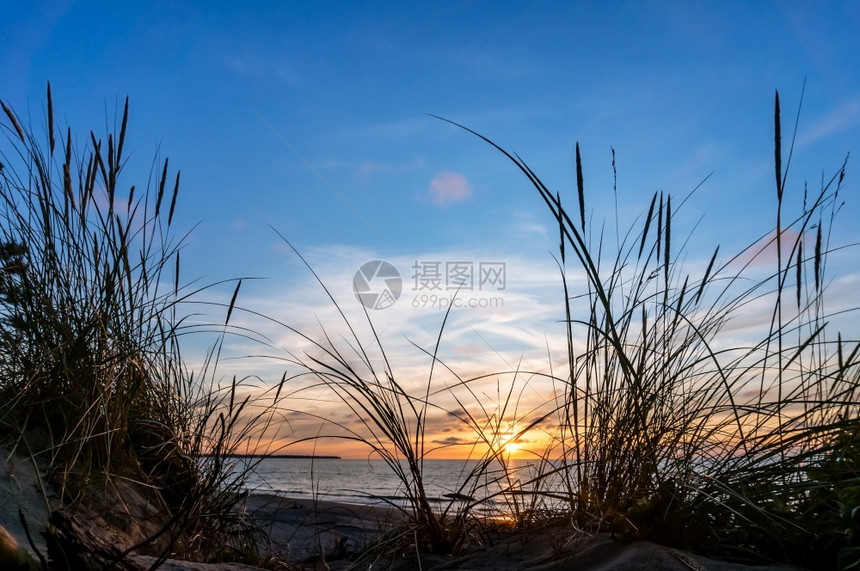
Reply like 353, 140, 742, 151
2, 1, 859, 458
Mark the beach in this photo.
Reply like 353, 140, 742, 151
237, 493, 802, 571
0, 447, 806, 570
243, 493, 401, 565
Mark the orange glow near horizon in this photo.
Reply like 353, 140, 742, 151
243, 429, 546, 461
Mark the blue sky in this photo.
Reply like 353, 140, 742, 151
3, 1, 859, 456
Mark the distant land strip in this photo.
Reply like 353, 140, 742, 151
215, 454, 342, 459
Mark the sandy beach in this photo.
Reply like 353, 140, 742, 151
243, 493, 403, 565
238, 493, 803, 571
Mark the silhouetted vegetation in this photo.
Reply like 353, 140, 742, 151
1, 82, 856, 570
0, 84, 286, 568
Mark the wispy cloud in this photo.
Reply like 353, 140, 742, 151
224, 51, 298, 85
428, 170, 472, 205
797, 98, 860, 148
355, 161, 391, 179
345, 116, 433, 140
354, 157, 425, 181
184, 242, 575, 456
314, 158, 355, 170
432, 436, 469, 446
662, 142, 722, 187
193, 234, 860, 457
512, 211, 548, 237
201, 242, 571, 387
730, 227, 805, 269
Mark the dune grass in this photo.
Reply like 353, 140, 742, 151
2, 82, 856, 569
442, 92, 858, 567
274, 92, 858, 569
0, 84, 286, 567
258, 235, 533, 554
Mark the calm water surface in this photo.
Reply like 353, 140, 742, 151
241, 457, 566, 514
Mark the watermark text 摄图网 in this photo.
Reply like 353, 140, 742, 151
411, 261, 506, 292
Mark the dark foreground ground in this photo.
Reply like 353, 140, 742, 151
242, 495, 803, 571
0, 447, 805, 570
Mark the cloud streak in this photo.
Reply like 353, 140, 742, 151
185, 227, 860, 458
354, 157, 425, 181
798, 98, 860, 148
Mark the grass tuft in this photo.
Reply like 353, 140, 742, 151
0, 84, 285, 567
445, 91, 858, 568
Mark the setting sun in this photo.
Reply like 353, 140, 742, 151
496, 429, 527, 457
503, 441, 521, 455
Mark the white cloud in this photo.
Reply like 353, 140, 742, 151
512, 210, 548, 237
428, 170, 472, 205
193, 243, 572, 387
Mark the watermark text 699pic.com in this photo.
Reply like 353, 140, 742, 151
410, 294, 504, 310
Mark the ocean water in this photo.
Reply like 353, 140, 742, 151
240, 457, 566, 515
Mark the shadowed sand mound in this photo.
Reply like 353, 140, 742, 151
242, 495, 803, 571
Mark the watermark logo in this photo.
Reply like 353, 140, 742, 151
353, 260, 402, 310
354, 260, 506, 310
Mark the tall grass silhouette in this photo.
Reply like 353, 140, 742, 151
277, 92, 858, 568
0, 84, 285, 566
261, 236, 550, 554
433, 92, 858, 567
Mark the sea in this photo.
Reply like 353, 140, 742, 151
239, 457, 566, 516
